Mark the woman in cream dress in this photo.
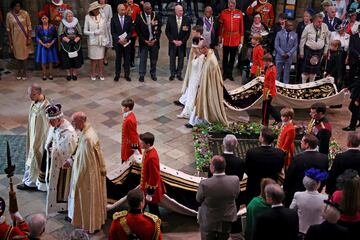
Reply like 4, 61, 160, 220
84, 2, 109, 80
98, 0, 113, 65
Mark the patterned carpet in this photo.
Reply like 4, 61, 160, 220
0, 135, 26, 175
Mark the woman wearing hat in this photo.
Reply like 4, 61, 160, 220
289, 168, 329, 239
346, 11, 360, 35
84, 1, 109, 81
35, 12, 58, 80
58, 9, 84, 81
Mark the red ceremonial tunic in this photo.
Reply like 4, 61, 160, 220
263, 64, 277, 98
246, 2, 274, 28
126, 3, 141, 38
121, 112, 141, 162
219, 9, 244, 47
0, 218, 30, 240
251, 44, 264, 76
277, 122, 295, 167
109, 210, 162, 240
140, 147, 166, 204
40, 3, 72, 28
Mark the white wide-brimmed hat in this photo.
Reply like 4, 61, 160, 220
52, 0, 64, 6
88, 1, 101, 13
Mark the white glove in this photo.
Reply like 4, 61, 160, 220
238, 44, 243, 51
251, 1, 258, 8
145, 195, 153, 202
10, 212, 24, 222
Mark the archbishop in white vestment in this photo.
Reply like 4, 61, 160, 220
44, 104, 78, 215
66, 112, 107, 233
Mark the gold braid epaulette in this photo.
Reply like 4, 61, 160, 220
113, 210, 128, 220
144, 212, 162, 240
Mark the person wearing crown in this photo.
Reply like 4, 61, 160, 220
44, 103, 78, 215
40, 0, 72, 30
246, 0, 274, 28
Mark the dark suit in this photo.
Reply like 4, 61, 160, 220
135, 11, 162, 78
245, 146, 285, 204
323, 16, 342, 32
165, 15, 191, 77
111, 14, 133, 78
305, 221, 349, 240
196, 174, 240, 240
253, 206, 298, 240
349, 33, 360, 83
283, 150, 329, 207
326, 149, 360, 195
196, 16, 220, 49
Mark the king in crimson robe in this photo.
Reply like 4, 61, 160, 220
68, 123, 107, 233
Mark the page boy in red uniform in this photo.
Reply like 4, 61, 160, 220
121, 99, 141, 163
250, 33, 264, 79
277, 107, 296, 168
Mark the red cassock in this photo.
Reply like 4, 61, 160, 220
40, 3, 72, 28
263, 64, 277, 98
277, 122, 295, 167
126, 3, 141, 38
251, 44, 264, 76
0, 219, 30, 240
246, 1, 274, 28
140, 147, 166, 204
219, 9, 244, 47
109, 210, 162, 240
121, 112, 141, 162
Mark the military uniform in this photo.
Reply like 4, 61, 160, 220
121, 111, 141, 162
109, 209, 162, 240
262, 64, 281, 126
219, 8, 244, 80
307, 117, 332, 155
40, 2, 71, 29
246, 1, 274, 28
277, 122, 295, 167
0, 217, 30, 240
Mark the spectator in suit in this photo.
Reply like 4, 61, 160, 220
253, 183, 299, 240
348, 24, 360, 85
196, 6, 219, 50
305, 198, 349, 240
111, 3, 133, 82
165, 4, 191, 81
332, 169, 360, 239
343, 80, 360, 131
289, 169, 329, 237
197, 155, 240, 240
271, 13, 287, 48
324, 6, 342, 32
274, 20, 298, 84
326, 132, 360, 195
283, 134, 329, 207
245, 127, 285, 204
245, 178, 276, 240
296, 9, 312, 83
135, 2, 162, 82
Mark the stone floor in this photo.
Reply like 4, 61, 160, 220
0, 25, 352, 239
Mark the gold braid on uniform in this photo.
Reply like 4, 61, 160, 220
144, 212, 162, 240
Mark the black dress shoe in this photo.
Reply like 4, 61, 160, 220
114, 76, 119, 81
151, 75, 157, 81
72, 75, 77, 81
185, 123, 193, 128
173, 100, 184, 107
169, 75, 175, 81
17, 183, 38, 191
125, 76, 131, 81
343, 126, 356, 131
66, 75, 71, 81
357, 122, 360, 128
177, 75, 183, 81
139, 76, 144, 82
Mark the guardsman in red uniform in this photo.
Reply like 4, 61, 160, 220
109, 188, 162, 240
277, 108, 296, 168
219, 0, 244, 81
0, 197, 30, 240
126, 0, 141, 68
250, 33, 265, 78
262, 53, 281, 126
139, 132, 166, 217
307, 102, 332, 155
121, 99, 141, 162
40, 0, 71, 29
246, 0, 274, 28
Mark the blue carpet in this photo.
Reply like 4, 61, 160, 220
0, 135, 26, 175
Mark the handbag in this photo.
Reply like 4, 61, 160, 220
61, 42, 80, 58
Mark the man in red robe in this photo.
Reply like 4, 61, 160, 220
139, 132, 166, 217
109, 188, 162, 240
40, 0, 72, 29
277, 107, 295, 168
246, 0, 274, 28
121, 99, 141, 162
